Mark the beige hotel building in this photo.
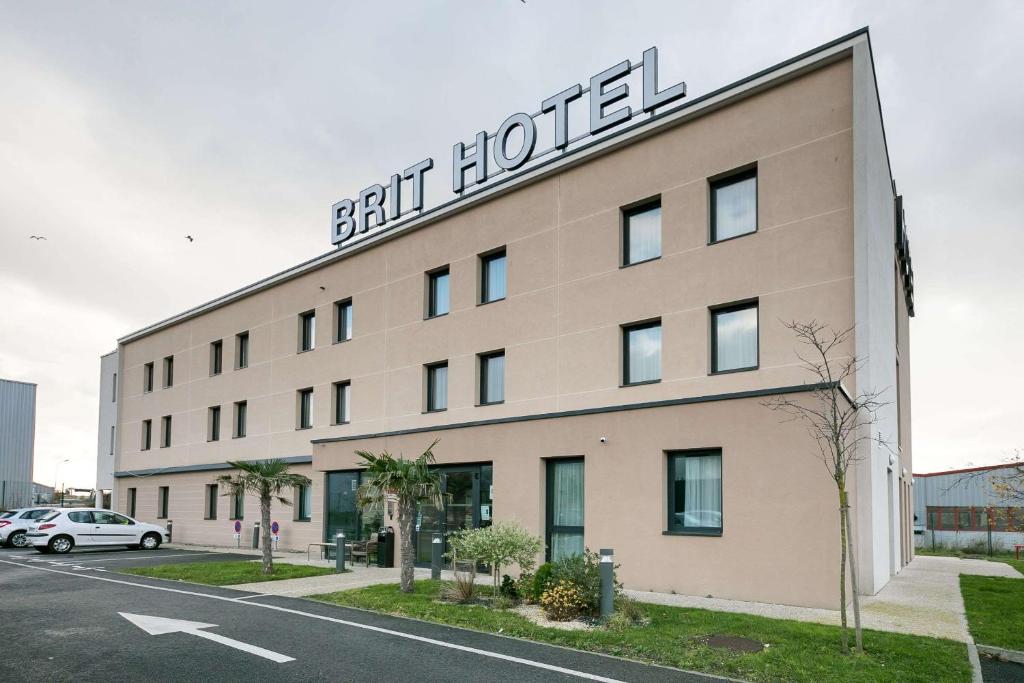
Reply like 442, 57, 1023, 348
108, 29, 914, 609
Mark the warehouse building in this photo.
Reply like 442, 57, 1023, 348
109, 29, 914, 608
0, 379, 37, 510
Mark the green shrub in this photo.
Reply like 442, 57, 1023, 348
492, 594, 518, 610
500, 574, 518, 599
447, 521, 544, 595
516, 571, 535, 602
532, 563, 555, 601
549, 550, 613, 616
608, 595, 646, 628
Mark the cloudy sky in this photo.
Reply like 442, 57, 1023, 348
1, 1, 1022, 489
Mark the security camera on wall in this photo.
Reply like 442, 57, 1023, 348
599, 437, 607, 444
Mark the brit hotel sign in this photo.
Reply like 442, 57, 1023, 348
331, 47, 687, 246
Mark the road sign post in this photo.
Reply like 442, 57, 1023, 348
233, 521, 241, 548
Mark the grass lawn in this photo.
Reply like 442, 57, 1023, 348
312, 580, 971, 683
122, 561, 337, 586
960, 574, 1024, 651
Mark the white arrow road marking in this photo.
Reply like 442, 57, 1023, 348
119, 612, 294, 663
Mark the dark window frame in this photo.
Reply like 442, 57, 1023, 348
205, 484, 218, 520
295, 484, 312, 522
621, 197, 663, 268
425, 361, 449, 413
665, 449, 724, 537
544, 457, 585, 563
299, 310, 316, 352
334, 299, 353, 343
235, 331, 250, 370
162, 356, 174, 388
621, 318, 662, 386
332, 380, 351, 425
297, 387, 314, 430
210, 340, 223, 376
710, 300, 760, 375
479, 247, 507, 305
230, 492, 244, 521
233, 401, 247, 439
208, 405, 221, 442
426, 266, 451, 319
709, 165, 758, 245
127, 488, 137, 518
157, 486, 169, 519
141, 419, 152, 451
478, 350, 505, 406
160, 415, 172, 448
143, 362, 154, 393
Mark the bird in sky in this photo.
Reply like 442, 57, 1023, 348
185, 235, 194, 242
29, 235, 46, 240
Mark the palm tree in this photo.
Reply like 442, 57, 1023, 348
356, 440, 444, 593
216, 460, 311, 575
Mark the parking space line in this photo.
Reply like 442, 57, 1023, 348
39, 552, 241, 564
0, 558, 624, 682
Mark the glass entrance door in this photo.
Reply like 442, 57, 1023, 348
546, 458, 584, 561
325, 471, 362, 542
415, 465, 490, 565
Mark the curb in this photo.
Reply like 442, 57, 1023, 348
976, 644, 1024, 665
967, 638, 983, 683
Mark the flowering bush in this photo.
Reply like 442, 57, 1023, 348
540, 580, 587, 621
447, 521, 544, 595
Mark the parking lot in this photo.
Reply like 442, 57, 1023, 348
0, 546, 714, 682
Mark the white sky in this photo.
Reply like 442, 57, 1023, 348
1, 1, 1022, 489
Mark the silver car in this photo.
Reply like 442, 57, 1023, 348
0, 508, 56, 548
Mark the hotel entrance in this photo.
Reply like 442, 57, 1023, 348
415, 463, 492, 565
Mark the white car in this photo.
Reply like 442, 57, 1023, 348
26, 508, 169, 554
0, 508, 56, 548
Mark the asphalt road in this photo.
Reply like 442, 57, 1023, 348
0, 547, 721, 683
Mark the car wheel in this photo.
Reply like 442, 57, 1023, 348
8, 532, 30, 548
49, 536, 74, 554
140, 533, 161, 551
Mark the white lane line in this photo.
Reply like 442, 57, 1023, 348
0, 558, 623, 682
27, 552, 241, 564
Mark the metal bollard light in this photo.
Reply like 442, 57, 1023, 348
335, 532, 346, 573
599, 548, 614, 619
165, 520, 173, 544
252, 521, 260, 549
431, 534, 443, 580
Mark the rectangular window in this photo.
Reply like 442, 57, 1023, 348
210, 340, 223, 376
977, 508, 989, 530
479, 351, 505, 405
332, 381, 350, 424
160, 415, 172, 448
710, 167, 757, 242
426, 362, 448, 412
622, 320, 662, 385
297, 388, 314, 429
299, 310, 316, 352
205, 484, 218, 520
143, 362, 154, 392
233, 401, 247, 438
667, 450, 723, 535
958, 509, 971, 530
208, 406, 221, 442
295, 484, 312, 521
127, 488, 137, 517
230, 492, 244, 520
162, 356, 174, 388
546, 458, 584, 562
480, 248, 507, 304
109, 426, 115, 455
711, 301, 758, 373
141, 419, 152, 451
333, 299, 353, 343
112, 373, 117, 402
622, 200, 662, 266
157, 486, 169, 519
427, 267, 450, 318
235, 331, 250, 369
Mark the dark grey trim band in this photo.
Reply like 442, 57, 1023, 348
114, 455, 312, 479
312, 382, 837, 445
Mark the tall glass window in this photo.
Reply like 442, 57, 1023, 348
547, 459, 584, 561
205, 484, 218, 520
667, 450, 722, 534
234, 401, 247, 438
335, 299, 353, 342
160, 415, 172, 448
426, 362, 448, 412
141, 420, 152, 451
480, 249, 507, 303
298, 388, 313, 429
208, 406, 220, 442
296, 484, 312, 521
712, 302, 758, 373
143, 362, 154, 392
325, 472, 362, 540
231, 492, 244, 520
333, 381, 350, 424
210, 340, 223, 375
428, 268, 450, 317
163, 356, 174, 388
157, 486, 169, 519
479, 351, 505, 405
711, 169, 757, 242
623, 321, 661, 385
623, 201, 662, 266
235, 331, 250, 369
299, 311, 316, 351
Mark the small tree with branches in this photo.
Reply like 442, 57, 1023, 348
763, 320, 889, 654
216, 459, 311, 575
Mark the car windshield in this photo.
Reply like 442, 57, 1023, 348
39, 512, 61, 522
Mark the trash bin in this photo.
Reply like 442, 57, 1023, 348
377, 528, 395, 568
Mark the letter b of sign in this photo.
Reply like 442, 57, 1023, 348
332, 199, 356, 245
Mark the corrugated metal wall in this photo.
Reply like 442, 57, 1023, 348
913, 467, 1016, 521
0, 379, 37, 509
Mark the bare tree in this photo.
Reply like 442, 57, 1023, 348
763, 320, 889, 654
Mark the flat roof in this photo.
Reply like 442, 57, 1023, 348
119, 28, 879, 346
913, 463, 1020, 478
